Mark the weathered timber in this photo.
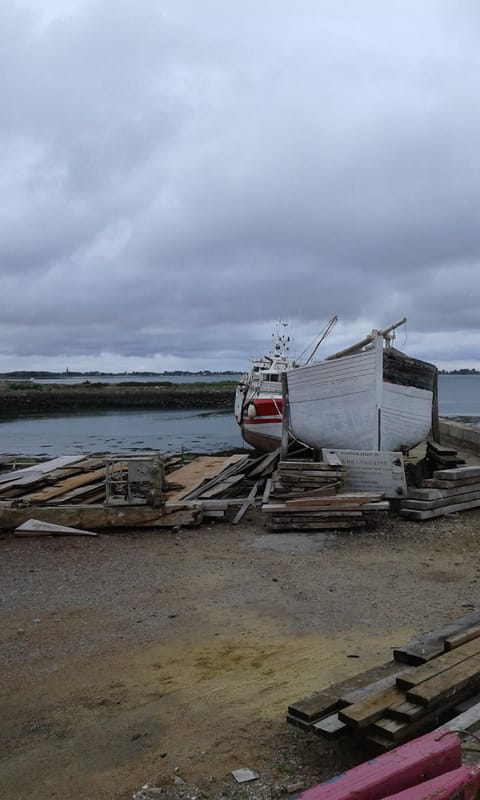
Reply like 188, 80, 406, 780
17, 467, 111, 504
287, 661, 401, 724
396, 638, 480, 689
400, 497, 480, 520
422, 475, 480, 489
401, 488, 480, 511
444, 624, 480, 651
406, 653, 480, 708
46, 482, 106, 504
386, 699, 425, 722
393, 609, 480, 665
167, 456, 247, 502
374, 687, 476, 742
0, 456, 86, 486
311, 713, 347, 739
284, 493, 383, 509
338, 686, 405, 728
407, 484, 480, 501
288, 692, 342, 723
0, 503, 202, 529
433, 466, 480, 480
232, 482, 258, 525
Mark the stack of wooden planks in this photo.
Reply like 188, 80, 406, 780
262, 492, 388, 531
400, 465, 480, 520
269, 454, 347, 498
0, 455, 114, 507
261, 453, 388, 531
287, 612, 480, 752
425, 441, 465, 471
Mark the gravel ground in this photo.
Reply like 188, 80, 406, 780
1, 505, 480, 800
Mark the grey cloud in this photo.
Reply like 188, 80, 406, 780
1, 0, 480, 370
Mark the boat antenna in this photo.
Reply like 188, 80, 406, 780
299, 315, 338, 365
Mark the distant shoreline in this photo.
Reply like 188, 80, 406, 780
0, 381, 236, 416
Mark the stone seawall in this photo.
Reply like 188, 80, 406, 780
0, 383, 236, 415
439, 417, 480, 453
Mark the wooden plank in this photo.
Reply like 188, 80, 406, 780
287, 661, 400, 724
47, 481, 106, 504
247, 449, 280, 478
288, 692, 341, 723
433, 466, 480, 480
292, 729, 461, 800
338, 687, 405, 729
232, 482, 258, 525
375, 686, 475, 742
311, 713, 347, 739
400, 497, 480, 519
407, 654, 480, 708
285, 493, 383, 509
402, 488, 480, 511
393, 610, 480, 665
168, 456, 247, 501
407, 484, 480, 501
396, 638, 480, 690
422, 475, 480, 489
18, 467, 109, 503
444, 624, 480, 651
197, 474, 245, 499
262, 478, 272, 504
340, 672, 409, 705
0, 456, 87, 486
386, 699, 425, 723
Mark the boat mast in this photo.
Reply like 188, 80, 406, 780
325, 317, 407, 361
304, 315, 338, 365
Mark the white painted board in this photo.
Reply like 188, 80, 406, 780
324, 449, 407, 498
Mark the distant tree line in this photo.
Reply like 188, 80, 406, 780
0, 369, 239, 378
439, 368, 480, 375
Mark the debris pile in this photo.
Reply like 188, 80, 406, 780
401, 465, 480, 520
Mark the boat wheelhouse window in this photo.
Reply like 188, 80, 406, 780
264, 374, 280, 381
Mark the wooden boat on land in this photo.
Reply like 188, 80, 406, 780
286, 318, 438, 453
234, 318, 337, 451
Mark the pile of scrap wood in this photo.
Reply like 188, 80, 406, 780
400, 465, 480, 520
165, 450, 279, 522
412, 441, 465, 485
262, 454, 389, 531
0, 455, 114, 506
287, 611, 480, 752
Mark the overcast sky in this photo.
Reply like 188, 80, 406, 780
1, 0, 479, 372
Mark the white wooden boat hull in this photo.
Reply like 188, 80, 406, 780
287, 340, 436, 452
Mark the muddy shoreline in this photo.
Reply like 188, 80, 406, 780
0, 382, 236, 415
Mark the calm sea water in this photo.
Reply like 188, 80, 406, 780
0, 374, 478, 458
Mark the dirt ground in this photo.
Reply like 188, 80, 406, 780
2, 504, 480, 800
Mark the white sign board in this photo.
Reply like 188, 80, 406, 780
325, 449, 407, 498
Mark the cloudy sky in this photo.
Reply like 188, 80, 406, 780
1, 0, 479, 373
